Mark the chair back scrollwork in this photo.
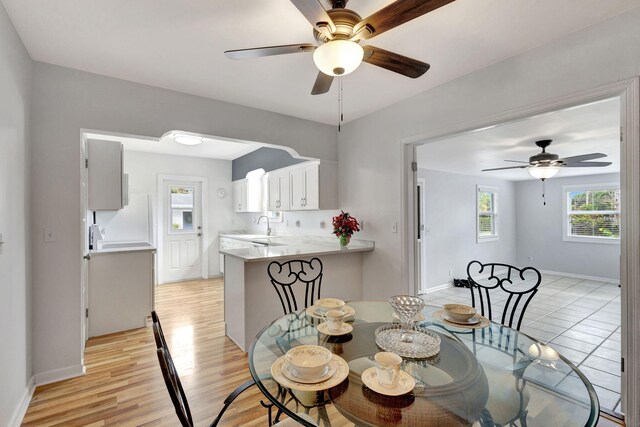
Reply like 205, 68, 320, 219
268, 258, 324, 316
466, 260, 541, 331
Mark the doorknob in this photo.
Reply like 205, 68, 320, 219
83, 254, 91, 260
197, 233, 202, 237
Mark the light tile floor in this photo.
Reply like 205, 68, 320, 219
424, 274, 622, 413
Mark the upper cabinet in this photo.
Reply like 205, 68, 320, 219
269, 161, 337, 211
233, 178, 262, 213
267, 169, 290, 211
87, 139, 127, 210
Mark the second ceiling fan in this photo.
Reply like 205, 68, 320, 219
225, 0, 456, 95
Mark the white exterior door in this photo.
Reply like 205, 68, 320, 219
163, 181, 202, 283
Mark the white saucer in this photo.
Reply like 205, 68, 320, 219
281, 361, 337, 384
317, 322, 353, 336
271, 355, 349, 391
306, 304, 355, 320
361, 367, 415, 396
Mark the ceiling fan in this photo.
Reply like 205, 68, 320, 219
224, 0, 456, 95
482, 139, 612, 181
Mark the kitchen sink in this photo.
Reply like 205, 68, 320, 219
250, 239, 284, 247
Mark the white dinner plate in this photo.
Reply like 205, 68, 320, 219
281, 361, 337, 384
271, 354, 349, 391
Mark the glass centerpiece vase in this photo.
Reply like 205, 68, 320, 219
388, 295, 425, 343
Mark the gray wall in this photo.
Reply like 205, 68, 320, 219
339, 8, 640, 299
516, 173, 620, 280
419, 169, 517, 289
232, 146, 305, 181
0, 2, 32, 425
29, 62, 337, 382
122, 151, 234, 275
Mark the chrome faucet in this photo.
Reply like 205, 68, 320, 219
257, 215, 271, 236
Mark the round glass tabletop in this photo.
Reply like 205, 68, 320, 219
248, 301, 599, 427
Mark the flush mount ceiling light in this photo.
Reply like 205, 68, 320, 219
313, 40, 364, 76
173, 134, 203, 146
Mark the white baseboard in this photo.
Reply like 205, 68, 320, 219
208, 273, 223, 279
8, 376, 35, 427
539, 269, 620, 284
420, 282, 453, 294
34, 364, 85, 386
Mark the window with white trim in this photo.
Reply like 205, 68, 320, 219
563, 183, 620, 244
477, 185, 498, 242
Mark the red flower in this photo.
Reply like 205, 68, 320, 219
332, 211, 360, 237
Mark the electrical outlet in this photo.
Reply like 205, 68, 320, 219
448, 268, 453, 277
391, 222, 398, 233
360, 220, 364, 231
319, 220, 325, 228
528, 256, 534, 262
296, 220, 301, 228
285, 220, 289, 226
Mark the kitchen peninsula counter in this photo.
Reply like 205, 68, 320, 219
219, 235, 374, 262
221, 235, 374, 351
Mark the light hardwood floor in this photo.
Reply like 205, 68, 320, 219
22, 278, 270, 426
22, 278, 624, 426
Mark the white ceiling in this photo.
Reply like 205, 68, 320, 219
84, 131, 262, 160
416, 97, 620, 181
3, 0, 640, 125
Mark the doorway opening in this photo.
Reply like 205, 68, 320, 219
404, 79, 640, 424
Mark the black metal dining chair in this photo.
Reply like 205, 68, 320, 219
268, 258, 324, 316
152, 311, 316, 426
466, 260, 542, 331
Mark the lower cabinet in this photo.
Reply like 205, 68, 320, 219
88, 250, 155, 337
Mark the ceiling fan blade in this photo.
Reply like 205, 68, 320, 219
311, 72, 334, 95
290, 0, 336, 33
559, 153, 607, 163
362, 45, 430, 78
225, 44, 315, 59
563, 161, 612, 168
353, 0, 456, 41
504, 160, 529, 164
482, 165, 528, 172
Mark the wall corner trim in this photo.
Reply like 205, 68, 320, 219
33, 364, 85, 387
8, 376, 35, 427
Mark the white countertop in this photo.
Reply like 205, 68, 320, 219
219, 234, 374, 262
91, 241, 156, 255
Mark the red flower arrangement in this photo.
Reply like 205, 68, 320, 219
332, 211, 360, 246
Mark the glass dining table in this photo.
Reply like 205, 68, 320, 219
248, 301, 599, 427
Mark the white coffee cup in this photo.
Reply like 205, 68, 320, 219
322, 309, 345, 332
374, 352, 402, 388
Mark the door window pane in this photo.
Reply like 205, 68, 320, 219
170, 186, 195, 232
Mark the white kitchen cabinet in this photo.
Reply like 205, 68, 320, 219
233, 178, 262, 213
88, 249, 155, 337
289, 161, 333, 210
87, 139, 125, 210
267, 169, 290, 211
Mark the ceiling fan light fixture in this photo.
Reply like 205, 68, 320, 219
313, 40, 364, 76
528, 165, 560, 180
173, 134, 203, 146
